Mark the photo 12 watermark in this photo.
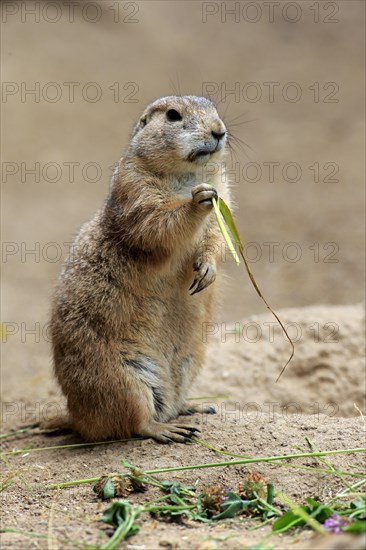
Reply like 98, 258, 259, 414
202, 81, 340, 103
1, 400, 65, 424
201, 320, 340, 344
1, 240, 340, 265
0, 318, 340, 345
201, 2, 340, 24
194, 400, 340, 423
1, 1, 140, 24
2, 161, 105, 184
1, 160, 341, 185
1, 81, 140, 104
199, 160, 340, 185
0, 399, 341, 426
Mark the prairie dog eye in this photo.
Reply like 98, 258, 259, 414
166, 109, 182, 122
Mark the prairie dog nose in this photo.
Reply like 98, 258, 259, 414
211, 119, 226, 140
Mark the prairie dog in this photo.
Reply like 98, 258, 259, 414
50, 96, 230, 443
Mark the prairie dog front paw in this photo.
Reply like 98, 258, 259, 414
189, 259, 216, 295
191, 183, 218, 210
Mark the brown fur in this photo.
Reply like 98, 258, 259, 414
50, 96, 230, 443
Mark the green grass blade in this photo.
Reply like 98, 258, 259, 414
214, 196, 295, 382
212, 197, 240, 265
48, 448, 366, 489
275, 492, 327, 534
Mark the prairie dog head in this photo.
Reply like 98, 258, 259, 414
130, 96, 227, 175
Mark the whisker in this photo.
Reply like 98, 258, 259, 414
169, 73, 183, 97
226, 141, 236, 165
228, 118, 257, 128
229, 132, 255, 155
225, 110, 252, 125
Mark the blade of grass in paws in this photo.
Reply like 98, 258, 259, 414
212, 197, 294, 382
212, 197, 240, 265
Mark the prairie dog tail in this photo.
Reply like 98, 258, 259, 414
27, 415, 74, 434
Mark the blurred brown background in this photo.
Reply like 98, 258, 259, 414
1, 0, 365, 402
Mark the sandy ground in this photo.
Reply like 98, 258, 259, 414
0, 413, 365, 549
1, 1, 365, 549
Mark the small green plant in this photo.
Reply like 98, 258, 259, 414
272, 494, 366, 535
1, 439, 364, 548
99, 500, 142, 549
95, 459, 281, 548
93, 453, 366, 548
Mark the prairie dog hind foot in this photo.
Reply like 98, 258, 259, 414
139, 421, 200, 444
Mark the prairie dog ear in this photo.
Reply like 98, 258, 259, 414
131, 109, 153, 137
131, 116, 146, 137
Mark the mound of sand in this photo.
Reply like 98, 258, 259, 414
194, 303, 365, 418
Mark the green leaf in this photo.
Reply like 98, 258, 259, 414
305, 497, 319, 508
212, 198, 240, 265
161, 480, 195, 497
99, 501, 141, 549
161, 480, 174, 490
216, 198, 243, 253
266, 483, 274, 506
343, 520, 366, 533
120, 456, 134, 469
167, 482, 183, 495
99, 500, 139, 528
272, 509, 305, 532
304, 498, 332, 523
156, 508, 189, 518
212, 492, 248, 520
101, 478, 116, 500
350, 499, 366, 515
167, 494, 183, 505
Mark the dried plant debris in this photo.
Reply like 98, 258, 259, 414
238, 471, 267, 501
94, 458, 365, 548
94, 469, 148, 500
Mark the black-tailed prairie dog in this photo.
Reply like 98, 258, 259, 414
50, 95, 231, 443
